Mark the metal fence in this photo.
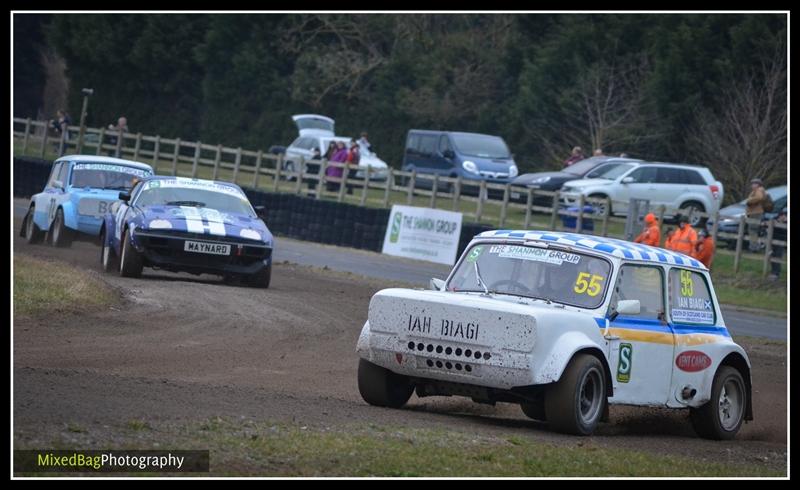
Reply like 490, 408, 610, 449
13, 117, 786, 275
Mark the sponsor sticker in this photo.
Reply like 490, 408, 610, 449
466, 246, 484, 263
144, 178, 244, 197
671, 308, 714, 325
617, 343, 633, 383
675, 350, 712, 372
73, 163, 150, 177
488, 245, 581, 265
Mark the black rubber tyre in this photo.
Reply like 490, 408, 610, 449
357, 358, 414, 409
545, 353, 607, 435
100, 227, 118, 273
22, 206, 44, 245
690, 366, 746, 440
48, 208, 74, 248
681, 201, 707, 227
119, 229, 143, 278
246, 263, 272, 289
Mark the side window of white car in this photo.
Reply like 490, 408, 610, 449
609, 265, 665, 321
668, 268, 716, 325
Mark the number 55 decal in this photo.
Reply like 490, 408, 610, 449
574, 272, 604, 297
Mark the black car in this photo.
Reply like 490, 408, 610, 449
511, 156, 641, 206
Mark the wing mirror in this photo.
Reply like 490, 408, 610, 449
611, 300, 641, 321
118, 191, 131, 202
441, 149, 455, 160
429, 278, 446, 291
621, 176, 635, 184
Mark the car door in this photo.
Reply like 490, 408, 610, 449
654, 167, 691, 212
33, 161, 62, 229
47, 162, 71, 227
619, 166, 659, 209
436, 134, 456, 175
666, 267, 720, 401
605, 264, 674, 405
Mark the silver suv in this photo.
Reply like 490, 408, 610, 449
560, 161, 724, 225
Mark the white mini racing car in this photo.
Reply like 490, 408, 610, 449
356, 230, 753, 439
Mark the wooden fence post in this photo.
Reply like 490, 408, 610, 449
361, 166, 371, 206
115, 130, 124, 157
476, 180, 487, 223
430, 174, 439, 209
524, 188, 533, 229
762, 219, 775, 277
383, 168, 393, 208
576, 194, 585, 232
499, 184, 510, 227
733, 215, 746, 273
232, 147, 242, 183
39, 126, 49, 159
212, 144, 222, 180
133, 132, 142, 160
152, 135, 161, 172
252, 150, 263, 188
22, 118, 31, 154
272, 154, 283, 192
96, 127, 106, 155
316, 159, 328, 200
601, 197, 611, 236
337, 163, 348, 202
452, 175, 462, 212
58, 128, 66, 156
171, 138, 181, 176
549, 191, 560, 231
294, 156, 305, 195
191, 141, 201, 178
710, 210, 720, 243
657, 205, 666, 245
406, 170, 416, 205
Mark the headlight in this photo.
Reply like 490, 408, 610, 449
509, 165, 519, 178
149, 219, 172, 229
462, 160, 479, 174
533, 176, 551, 184
240, 229, 261, 240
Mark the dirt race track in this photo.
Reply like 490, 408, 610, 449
12, 218, 788, 475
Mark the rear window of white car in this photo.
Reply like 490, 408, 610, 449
668, 268, 716, 325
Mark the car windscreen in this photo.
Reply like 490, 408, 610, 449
135, 181, 255, 217
70, 163, 151, 190
450, 134, 511, 159
586, 163, 635, 180
447, 243, 612, 309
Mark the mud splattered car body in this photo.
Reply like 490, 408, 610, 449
357, 230, 753, 438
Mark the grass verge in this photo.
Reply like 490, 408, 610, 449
13, 254, 119, 317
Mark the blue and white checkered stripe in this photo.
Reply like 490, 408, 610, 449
478, 230, 705, 269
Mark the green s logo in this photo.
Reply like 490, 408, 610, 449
617, 343, 633, 383
389, 212, 403, 243
466, 246, 483, 263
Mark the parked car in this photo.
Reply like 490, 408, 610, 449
401, 130, 519, 195
282, 114, 389, 182
711, 186, 787, 249
100, 176, 274, 287
559, 161, 724, 226
20, 155, 154, 247
511, 156, 641, 205
357, 230, 753, 439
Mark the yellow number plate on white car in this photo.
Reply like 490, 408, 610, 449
184, 241, 231, 255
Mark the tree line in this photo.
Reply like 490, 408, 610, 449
14, 13, 786, 202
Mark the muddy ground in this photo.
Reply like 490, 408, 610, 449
12, 222, 788, 475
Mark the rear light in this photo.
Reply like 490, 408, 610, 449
709, 185, 720, 200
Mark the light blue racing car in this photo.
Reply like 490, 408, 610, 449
20, 155, 154, 247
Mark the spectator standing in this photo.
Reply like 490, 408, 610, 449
593, 148, 604, 156
692, 228, 716, 269
665, 215, 697, 255
357, 132, 372, 154
50, 109, 72, 155
563, 146, 585, 167
633, 213, 661, 246
768, 207, 787, 281
664, 227, 676, 249
744, 178, 767, 252
325, 141, 348, 192
107, 116, 129, 157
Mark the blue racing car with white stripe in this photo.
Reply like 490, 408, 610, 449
100, 176, 274, 287
356, 229, 753, 439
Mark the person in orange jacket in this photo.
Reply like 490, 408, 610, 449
693, 228, 716, 269
634, 212, 661, 246
665, 215, 698, 255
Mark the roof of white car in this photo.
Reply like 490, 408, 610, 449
475, 229, 706, 269
56, 154, 153, 171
